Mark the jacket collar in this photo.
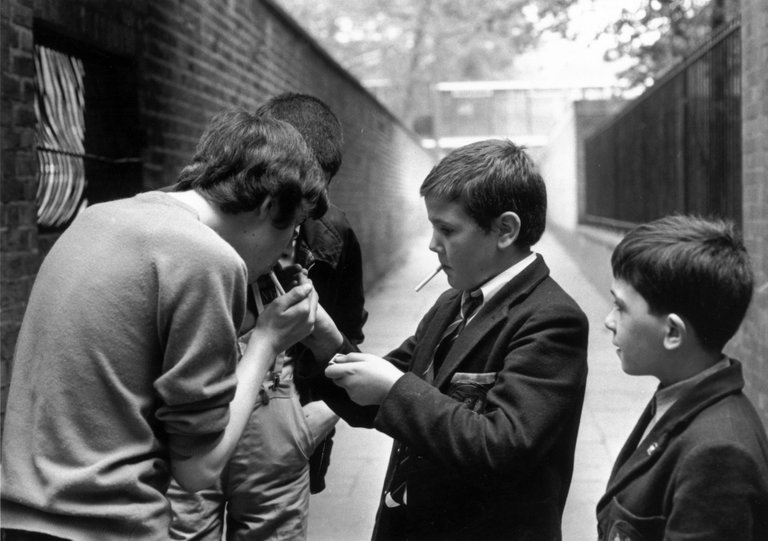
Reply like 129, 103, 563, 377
297, 206, 344, 270
597, 359, 745, 510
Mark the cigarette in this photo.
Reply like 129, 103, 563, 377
415, 265, 443, 292
269, 271, 286, 296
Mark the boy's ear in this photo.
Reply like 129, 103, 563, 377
663, 313, 687, 351
494, 211, 521, 249
257, 195, 273, 220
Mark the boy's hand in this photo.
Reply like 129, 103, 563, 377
300, 303, 343, 361
275, 263, 308, 290
275, 264, 343, 359
324, 353, 403, 406
251, 282, 317, 354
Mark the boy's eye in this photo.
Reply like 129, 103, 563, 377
437, 226, 454, 236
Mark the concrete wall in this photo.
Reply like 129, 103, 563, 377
0, 0, 434, 426
730, 0, 768, 428
538, 104, 578, 229
538, 99, 626, 230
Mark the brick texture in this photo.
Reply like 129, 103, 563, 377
729, 0, 768, 431
0, 0, 434, 430
1, 0, 39, 432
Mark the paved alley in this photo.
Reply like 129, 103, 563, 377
307, 226, 657, 541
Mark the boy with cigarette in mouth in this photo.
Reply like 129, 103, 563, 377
302, 139, 589, 540
597, 215, 768, 540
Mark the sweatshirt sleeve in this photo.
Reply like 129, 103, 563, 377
152, 231, 248, 457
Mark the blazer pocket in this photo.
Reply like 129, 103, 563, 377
447, 372, 496, 413
598, 496, 666, 541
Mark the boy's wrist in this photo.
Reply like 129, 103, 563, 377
244, 329, 282, 366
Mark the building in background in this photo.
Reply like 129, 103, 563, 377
420, 80, 620, 159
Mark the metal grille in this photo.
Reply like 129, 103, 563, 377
583, 21, 741, 230
34, 45, 88, 228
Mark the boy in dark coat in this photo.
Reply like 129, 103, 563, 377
304, 139, 589, 540
597, 215, 768, 540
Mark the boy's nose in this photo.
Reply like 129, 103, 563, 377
604, 315, 615, 332
428, 234, 439, 253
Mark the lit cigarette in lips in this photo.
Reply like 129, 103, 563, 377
414, 265, 443, 292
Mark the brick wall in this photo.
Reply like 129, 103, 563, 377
730, 0, 768, 430
1, 0, 37, 427
136, 0, 434, 286
0, 0, 434, 428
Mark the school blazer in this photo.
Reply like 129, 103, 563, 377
596, 359, 768, 541
319, 255, 589, 540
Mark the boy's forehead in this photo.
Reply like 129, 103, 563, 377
611, 278, 647, 306
425, 195, 470, 221
610, 277, 629, 296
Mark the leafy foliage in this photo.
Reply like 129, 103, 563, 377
276, 0, 582, 124
275, 0, 740, 122
600, 0, 740, 89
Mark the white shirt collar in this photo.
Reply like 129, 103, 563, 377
475, 252, 537, 305
462, 253, 538, 326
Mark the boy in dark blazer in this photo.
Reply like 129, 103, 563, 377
597, 215, 768, 540
304, 139, 589, 540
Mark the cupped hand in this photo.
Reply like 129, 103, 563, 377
251, 282, 318, 354
275, 263, 308, 290
324, 353, 403, 406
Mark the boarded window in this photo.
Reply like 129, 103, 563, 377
35, 45, 87, 228
33, 34, 142, 236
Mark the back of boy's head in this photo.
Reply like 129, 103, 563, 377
612, 215, 753, 351
255, 93, 343, 179
419, 139, 547, 249
174, 110, 328, 225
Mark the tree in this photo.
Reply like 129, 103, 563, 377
276, 0, 581, 126
601, 0, 740, 89
275, 0, 740, 122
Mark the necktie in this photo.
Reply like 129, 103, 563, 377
423, 290, 483, 382
386, 290, 483, 509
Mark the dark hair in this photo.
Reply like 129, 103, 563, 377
174, 110, 328, 226
612, 215, 753, 351
255, 93, 343, 179
419, 139, 546, 248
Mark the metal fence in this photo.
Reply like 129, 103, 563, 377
583, 20, 741, 231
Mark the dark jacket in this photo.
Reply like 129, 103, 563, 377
596, 359, 768, 541
291, 203, 367, 493
317, 255, 589, 540
297, 203, 367, 346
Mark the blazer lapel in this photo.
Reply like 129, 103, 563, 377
433, 305, 505, 387
597, 360, 745, 511
433, 256, 550, 388
597, 399, 659, 508
412, 290, 461, 380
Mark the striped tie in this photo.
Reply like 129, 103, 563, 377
386, 291, 483, 509
423, 290, 483, 381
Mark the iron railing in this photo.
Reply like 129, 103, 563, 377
583, 20, 741, 230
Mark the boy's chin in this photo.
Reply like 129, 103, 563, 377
446, 276, 468, 291
445, 273, 479, 292
619, 358, 647, 377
